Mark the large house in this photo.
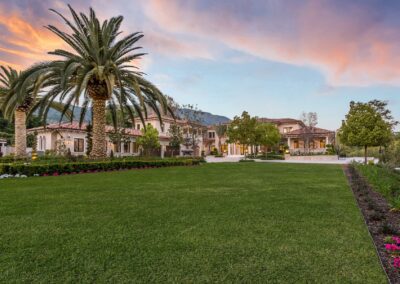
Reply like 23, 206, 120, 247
204, 118, 335, 156
27, 114, 335, 157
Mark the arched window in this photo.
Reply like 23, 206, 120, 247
43, 136, 46, 150
39, 136, 43, 150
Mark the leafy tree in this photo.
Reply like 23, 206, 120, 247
338, 101, 392, 164
227, 111, 258, 157
255, 123, 281, 155
137, 124, 160, 156
15, 5, 169, 158
168, 123, 183, 156
109, 128, 131, 153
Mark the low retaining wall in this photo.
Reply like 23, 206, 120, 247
284, 154, 339, 161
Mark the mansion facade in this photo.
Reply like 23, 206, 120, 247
27, 114, 335, 157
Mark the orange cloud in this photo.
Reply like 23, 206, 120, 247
0, 11, 65, 70
143, 0, 400, 86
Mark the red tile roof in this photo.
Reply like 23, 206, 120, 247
258, 118, 305, 126
285, 127, 335, 136
29, 122, 142, 136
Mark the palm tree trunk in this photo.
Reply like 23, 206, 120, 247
14, 110, 27, 158
90, 99, 107, 158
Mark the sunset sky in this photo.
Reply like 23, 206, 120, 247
1, 0, 400, 129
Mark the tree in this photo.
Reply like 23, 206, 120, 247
227, 111, 258, 157
15, 5, 169, 158
168, 123, 183, 156
338, 101, 392, 164
137, 124, 160, 156
109, 128, 131, 154
180, 104, 204, 156
255, 123, 281, 155
0, 66, 69, 158
85, 124, 93, 156
299, 111, 318, 153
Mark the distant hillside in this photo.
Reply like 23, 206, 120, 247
45, 107, 230, 126
177, 108, 230, 126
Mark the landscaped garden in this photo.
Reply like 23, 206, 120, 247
0, 163, 387, 282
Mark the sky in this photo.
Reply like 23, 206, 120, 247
1, 0, 400, 130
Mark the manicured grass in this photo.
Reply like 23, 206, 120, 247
0, 163, 386, 282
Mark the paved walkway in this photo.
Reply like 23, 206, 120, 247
205, 156, 377, 165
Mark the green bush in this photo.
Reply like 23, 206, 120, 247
239, 159, 255, 162
0, 158, 202, 177
261, 154, 285, 160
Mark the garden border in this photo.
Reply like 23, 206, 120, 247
343, 164, 400, 283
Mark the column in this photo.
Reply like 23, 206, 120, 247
161, 145, 165, 158
228, 143, 231, 156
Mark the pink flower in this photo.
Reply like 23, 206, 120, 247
393, 236, 400, 244
394, 257, 400, 268
385, 244, 400, 251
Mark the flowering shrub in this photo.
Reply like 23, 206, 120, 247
394, 258, 400, 269
385, 243, 400, 252
384, 236, 400, 271
0, 158, 202, 177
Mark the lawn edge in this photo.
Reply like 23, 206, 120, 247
343, 164, 399, 283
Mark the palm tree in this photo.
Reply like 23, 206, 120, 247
0, 66, 70, 158
17, 5, 169, 158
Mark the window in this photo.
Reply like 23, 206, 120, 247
293, 140, 299, 149
208, 132, 215, 139
283, 127, 293, 133
74, 138, 84, 152
320, 139, 326, 148
124, 142, 130, 153
136, 124, 140, 130
113, 143, 121, 153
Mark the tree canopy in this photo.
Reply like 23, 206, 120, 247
137, 124, 160, 156
338, 100, 393, 164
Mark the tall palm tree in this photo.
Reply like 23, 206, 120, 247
0, 66, 70, 158
17, 5, 169, 158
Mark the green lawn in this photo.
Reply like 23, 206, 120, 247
0, 163, 386, 282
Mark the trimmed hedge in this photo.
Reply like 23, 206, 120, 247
0, 158, 202, 177
260, 154, 285, 160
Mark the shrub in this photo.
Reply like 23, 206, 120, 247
380, 222, 399, 235
0, 158, 201, 177
239, 159, 255, 162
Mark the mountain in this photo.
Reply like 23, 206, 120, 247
45, 107, 230, 126
177, 108, 230, 126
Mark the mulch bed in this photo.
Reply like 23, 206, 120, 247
344, 164, 400, 283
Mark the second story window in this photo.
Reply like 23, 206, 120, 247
283, 127, 293, 133
208, 132, 215, 139
136, 124, 140, 130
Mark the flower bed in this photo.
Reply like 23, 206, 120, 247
345, 164, 400, 282
0, 158, 202, 177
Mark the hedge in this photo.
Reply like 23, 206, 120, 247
260, 154, 285, 160
0, 158, 202, 177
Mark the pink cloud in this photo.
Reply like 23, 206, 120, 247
143, 0, 400, 86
